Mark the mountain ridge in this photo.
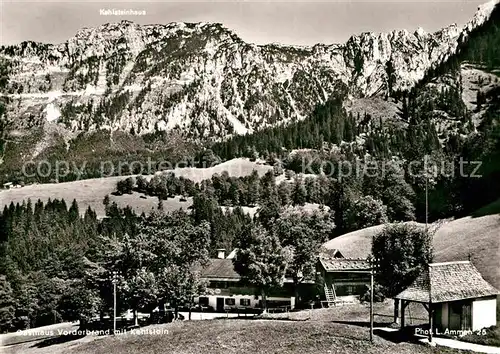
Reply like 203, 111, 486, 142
0, 0, 498, 141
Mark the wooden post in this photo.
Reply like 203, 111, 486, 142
113, 271, 117, 335
401, 300, 406, 330
370, 267, 374, 343
428, 303, 433, 344
425, 166, 428, 232
393, 298, 400, 324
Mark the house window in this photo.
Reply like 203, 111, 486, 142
199, 297, 209, 307
211, 281, 229, 289
225, 298, 236, 306
240, 298, 250, 306
342, 285, 356, 296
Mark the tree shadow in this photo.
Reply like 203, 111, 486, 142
32, 333, 86, 348
330, 319, 393, 329
29, 320, 136, 349
330, 320, 425, 344
2, 336, 50, 347
471, 198, 500, 218
373, 326, 424, 344
239, 316, 306, 322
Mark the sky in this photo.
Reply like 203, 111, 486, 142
0, 0, 489, 47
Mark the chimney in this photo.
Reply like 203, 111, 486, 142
226, 249, 237, 259
217, 249, 226, 259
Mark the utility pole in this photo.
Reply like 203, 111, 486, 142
368, 255, 374, 343
424, 155, 429, 233
112, 271, 118, 335
425, 172, 428, 232
370, 269, 374, 343
424, 157, 432, 345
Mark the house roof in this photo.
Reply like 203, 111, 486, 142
199, 258, 312, 284
199, 258, 240, 281
395, 261, 499, 303
319, 257, 371, 272
320, 248, 344, 259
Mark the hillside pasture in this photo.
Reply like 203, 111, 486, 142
0, 159, 269, 218
323, 213, 500, 291
2, 313, 468, 354
162, 158, 272, 183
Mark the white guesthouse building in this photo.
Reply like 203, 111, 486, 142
194, 249, 302, 311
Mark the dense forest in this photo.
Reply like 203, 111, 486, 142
0, 182, 337, 331
123, 157, 415, 231
0, 194, 248, 330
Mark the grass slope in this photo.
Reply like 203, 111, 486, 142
2, 315, 467, 354
323, 212, 500, 290
0, 159, 271, 218
324, 209, 500, 328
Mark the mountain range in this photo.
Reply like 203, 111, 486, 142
0, 0, 498, 142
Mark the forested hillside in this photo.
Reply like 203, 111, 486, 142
211, 3, 500, 222
0, 169, 338, 331
0, 192, 259, 330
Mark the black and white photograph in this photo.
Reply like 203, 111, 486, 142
0, 0, 499, 353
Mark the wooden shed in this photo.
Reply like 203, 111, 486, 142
395, 261, 499, 341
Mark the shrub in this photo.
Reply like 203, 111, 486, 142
12, 316, 30, 330
460, 326, 500, 347
360, 284, 385, 303
116, 177, 135, 195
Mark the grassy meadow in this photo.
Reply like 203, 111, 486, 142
0, 158, 271, 218
323, 207, 500, 292
1, 303, 470, 354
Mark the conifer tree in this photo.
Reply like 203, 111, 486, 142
0, 275, 15, 332
292, 176, 307, 206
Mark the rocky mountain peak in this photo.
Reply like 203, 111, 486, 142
0, 0, 498, 140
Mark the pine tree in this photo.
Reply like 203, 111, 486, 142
247, 170, 261, 206
68, 199, 79, 222
258, 174, 282, 229
0, 275, 15, 332
305, 177, 321, 204
278, 182, 292, 206
103, 195, 110, 209
292, 176, 307, 206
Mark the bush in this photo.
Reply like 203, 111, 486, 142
136, 175, 148, 193
460, 326, 500, 347
12, 316, 30, 330
116, 177, 135, 195
360, 284, 385, 303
